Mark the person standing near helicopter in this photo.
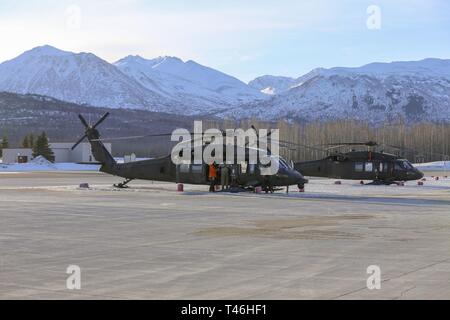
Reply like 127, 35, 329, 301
208, 162, 218, 192
220, 163, 230, 190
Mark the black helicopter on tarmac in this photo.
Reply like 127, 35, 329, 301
279, 141, 425, 185
72, 113, 308, 192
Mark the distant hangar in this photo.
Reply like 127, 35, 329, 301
2, 142, 112, 164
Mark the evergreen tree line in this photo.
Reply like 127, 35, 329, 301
0, 132, 55, 162
203, 119, 450, 163
2, 121, 450, 163
0, 135, 9, 157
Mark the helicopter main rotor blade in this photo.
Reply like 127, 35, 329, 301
0, 117, 35, 121
71, 134, 87, 150
91, 133, 180, 142
244, 125, 258, 148
278, 139, 330, 154
78, 114, 89, 128
321, 141, 378, 147
380, 143, 450, 159
247, 125, 274, 154
250, 125, 259, 138
324, 145, 348, 151
92, 112, 110, 129
90, 132, 214, 143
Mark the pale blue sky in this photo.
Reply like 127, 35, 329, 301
0, 0, 449, 81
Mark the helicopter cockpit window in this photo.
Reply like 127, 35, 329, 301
259, 156, 286, 171
279, 158, 289, 170
355, 163, 364, 172
400, 160, 414, 170
365, 162, 373, 172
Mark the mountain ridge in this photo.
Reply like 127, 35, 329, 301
0, 45, 449, 124
0, 45, 264, 115
232, 58, 450, 124
114, 54, 263, 112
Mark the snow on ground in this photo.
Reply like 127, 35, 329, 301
0, 156, 100, 172
0, 163, 100, 172
301, 175, 450, 199
414, 161, 450, 171
0, 156, 155, 172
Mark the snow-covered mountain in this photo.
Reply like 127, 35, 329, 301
231, 59, 450, 124
114, 55, 263, 111
0, 45, 264, 115
1, 46, 449, 124
248, 69, 333, 95
248, 75, 297, 95
0, 45, 179, 112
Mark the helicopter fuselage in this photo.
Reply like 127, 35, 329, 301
103, 154, 306, 188
294, 151, 424, 182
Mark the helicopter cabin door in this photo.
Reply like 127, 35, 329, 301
176, 163, 208, 184
375, 161, 391, 180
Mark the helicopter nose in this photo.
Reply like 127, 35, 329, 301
293, 169, 308, 185
416, 170, 424, 180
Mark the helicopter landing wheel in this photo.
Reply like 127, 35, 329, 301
367, 180, 395, 186
263, 187, 273, 194
114, 178, 134, 188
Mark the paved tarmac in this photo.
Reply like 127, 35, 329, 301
0, 172, 449, 299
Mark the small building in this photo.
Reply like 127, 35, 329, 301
1, 142, 112, 164
1, 148, 33, 164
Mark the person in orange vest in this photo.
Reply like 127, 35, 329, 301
208, 162, 218, 192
